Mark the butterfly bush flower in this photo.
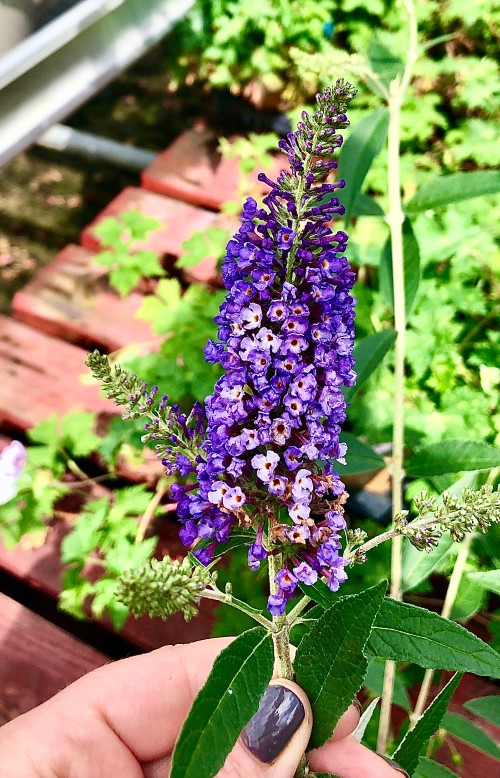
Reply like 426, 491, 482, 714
0, 441, 27, 505
171, 82, 358, 615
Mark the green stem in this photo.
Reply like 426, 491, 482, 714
200, 588, 275, 631
287, 594, 312, 625
285, 127, 323, 283
377, 0, 418, 755
410, 533, 473, 725
268, 551, 294, 680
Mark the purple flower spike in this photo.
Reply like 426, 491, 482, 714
178, 83, 357, 613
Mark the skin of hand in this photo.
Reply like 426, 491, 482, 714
0, 637, 404, 778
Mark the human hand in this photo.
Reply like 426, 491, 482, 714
0, 637, 408, 777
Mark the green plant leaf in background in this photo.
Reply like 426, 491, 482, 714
449, 574, 485, 622
337, 432, 384, 475
441, 711, 500, 760
415, 757, 459, 778
350, 192, 384, 216
177, 226, 230, 270
295, 581, 386, 749
337, 108, 390, 224
402, 471, 483, 592
379, 218, 421, 317
170, 628, 273, 778
467, 569, 500, 597
364, 658, 410, 710
405, 171, 500, 213
405, 440, 500, 477
344, 328, 397, 403
464, 696, 500, 727
393, 673, 462, 776
366, 599, 500, 677
367, 33, 404, 90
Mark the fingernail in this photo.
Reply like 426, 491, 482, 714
353, 697, 363, 715
241, 685, 305, 763
380, 755, 410, 777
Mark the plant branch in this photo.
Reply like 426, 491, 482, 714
287, 594, 312, 625
200, 588, 275, 631
410, 533, 473, 725
268, 550, 294, 680
135, 477, 169, 543
378, 0, 419, 755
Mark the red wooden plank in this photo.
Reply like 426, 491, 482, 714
141, 122, 288, 211
81, 187, 219, 255
0, 315, 116, 430
12, 244, 155, 353
0, 592, 108, 724
0, 510, 215, 653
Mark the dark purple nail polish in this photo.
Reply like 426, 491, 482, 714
241, 685, 305, 763
353, 697, 363, 715
380, 755, 410, 777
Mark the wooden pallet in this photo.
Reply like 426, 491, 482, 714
12, 244, 154, 352
141, 122, 287, 211
0, 314, 116, 430
0, 592, 108, 725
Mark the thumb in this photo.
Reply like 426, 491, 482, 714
240, 678, 313, 777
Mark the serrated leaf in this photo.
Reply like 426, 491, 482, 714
170, 628, 273, 778
415, 757, 460, 778
402, 471, 483, 592
406, 440, 500, 476
338, 433, 384, 475
295, 581, 386, 748
467, 570, 500, 596
338, 108, 389, 223
109, 266, 141, 298
93, 217, 125, 248
464, 696, 500, 727
379, 219, 421, 317
61, 412, 100, 458
177, 226, 230, 269
344, 329, 397, 403
441, 711, 500, 759
393, 673, 462, 776
405, 171, 500, 213
366, 599, 500, 677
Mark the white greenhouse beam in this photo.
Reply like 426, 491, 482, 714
0, 0, 194, 167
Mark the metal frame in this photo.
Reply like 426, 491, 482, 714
0, 0, 194, 167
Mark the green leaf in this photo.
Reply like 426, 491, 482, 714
415, 757, 460, 778
350, 192, 384, 217
467, 570, 500, 596
441, 711, 500, 760
406, 440, 500, 476
464, 696, 500, 727
344, 329, 397, 403
109, 266, 141, 298
338, 433, 384, 475
449, 575, 485, 622
364, 658, 410, 709
177, 226, 230, 270
295, 581, 386, 748
379, 219, 421, 316
405, 171, 500, 214
298, 577, 339, 611
93, 217, 126, 248
366, 599, 500, 677
368, 34, 404, 89
170, 628, 273, 778
338, 108, 389, 224
352, 696, 380, 742
393, 673, 462, 776
61, 412, 100, 458
402, 472, 483, 592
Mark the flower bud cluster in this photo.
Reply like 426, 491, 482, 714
116, 556, 214, 622
86, 352, 206, 478
175, 82, 358, 615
